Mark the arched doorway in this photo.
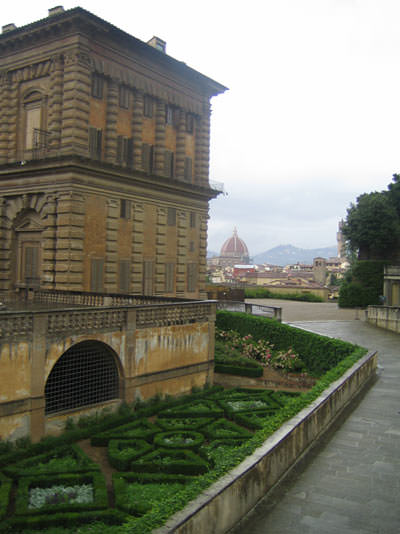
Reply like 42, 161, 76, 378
45, 340, 120, 415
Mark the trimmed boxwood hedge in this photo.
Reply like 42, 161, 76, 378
153, 431, 204, 451
14, 471, 108, 516
214, 363, 263, 377
4, 444, 98, 477
0, 472, 12, 521
216, 310, 357, 376
108, 439, 153, 471
130, 448, 209, 475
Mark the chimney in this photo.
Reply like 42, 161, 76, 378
48, 6, 65, 17
147, 36, 166, 53
2, 23, 17, 33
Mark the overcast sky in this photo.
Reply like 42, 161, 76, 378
4, 1, 400, 255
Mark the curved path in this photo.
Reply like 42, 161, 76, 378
230, 310, 400, 534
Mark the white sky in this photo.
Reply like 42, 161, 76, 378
4, 1, 400, 255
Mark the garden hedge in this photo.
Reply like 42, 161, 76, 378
214, 363, 263, 377
216, 310, 357, 376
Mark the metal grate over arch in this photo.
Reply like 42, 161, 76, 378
45, 340, 119, 415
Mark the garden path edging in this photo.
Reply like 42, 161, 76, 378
154, 350, 377, 534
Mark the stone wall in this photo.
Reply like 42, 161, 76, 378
367, 305, 400, 334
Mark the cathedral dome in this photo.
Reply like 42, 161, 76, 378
220, 228, 249, 259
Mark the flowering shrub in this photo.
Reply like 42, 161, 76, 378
216, 328, 305, 373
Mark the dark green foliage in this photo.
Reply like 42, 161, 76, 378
91, 419, 161, 446
230, 412, 272, 430
157, 417, 213, 431
339, 260, 387, 308
3, 509, 126, 531
153, 431, 204, 451
130, 448, 209, 475
107, 439, 152, 471
342, 190, 400, 260
158, 400, 224, 419
0, 472, 12, 520
245, 287, 324, 302
14, 472, 108, 516
4, 444, 98, 477
202, 418, 253, 441
216, 311, 356, 377
214, 363, 263, 377
113, 473, 189, 516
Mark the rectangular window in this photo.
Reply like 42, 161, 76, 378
167, 207, 176, 226
119, 260, 130, 293
117, 136, 133, 167
165, 262, 175, 293
91, 73, 103, 99
187, 263, 198, 292
186, 113, 194, 134
165, 105, 174, 125
143, 260, 154, 296
90, 258, 104, 292
120, 199, 131, 219
89, 127, 102, 160
119, 85, 129, 109
184, 157, 192, 181
164, 150, 174, 178
143, 95, 153, 118
190, 212, 196, 228
189, 241, 194, 252
142, 143, 154, 174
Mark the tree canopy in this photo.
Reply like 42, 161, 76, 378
342, 176, 400, 261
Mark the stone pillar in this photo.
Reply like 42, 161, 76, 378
132, 90, 144, 171
60, 50, 91, 156
0, 72, 10, 164
176, 210, 188, 297
195, 101, 211, 187
154, 99, 166, 176
131, 203, 144, 294
124, 308, 137, 402
48, 54, 64, 154
0, 198, 11, 291
7, 74, 18, 162
198, 213, 208, 299
155, 207, 167, 295
105, 199, 119, 292
105, 79, 118, 164
55, 192, 85, 290
207, 302, 217, 384
41, 195, 58, 289
30, 314, 47, 443
175, 110, 186, 181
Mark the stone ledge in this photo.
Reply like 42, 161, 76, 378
154, 349, 377, 534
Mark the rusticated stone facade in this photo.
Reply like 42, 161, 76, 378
0, 7, 226, 299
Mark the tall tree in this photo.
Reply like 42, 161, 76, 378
342, 191, 400, 260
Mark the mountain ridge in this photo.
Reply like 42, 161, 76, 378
252, 244, 338, 266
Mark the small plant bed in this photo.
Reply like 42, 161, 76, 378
0, 311, 367, 533
215, 327, 307, 378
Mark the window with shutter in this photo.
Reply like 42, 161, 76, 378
186, 113, 194, 134
187, 263, 198, 292
142, 143, 154, 174
164, 150, 174, 178
165, 105, 174, 125
119, 260, 130, 292
91, 74, 103, 99
120, 199, 131, 219
119, 85, 129, 108
165, 262, 175, 293
90, 258, 104, 292
89, 127, 102, 160
144, 95, 153, 118
190, 212, 196, 228
184, 157, 192, 181
117, 136, 133, 167
143, 260, 154, 296
23, 245, 40, 286
167, 207, 176, 226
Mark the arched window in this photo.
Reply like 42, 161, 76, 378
45, 341, 120, 414
23, 90, 48, 159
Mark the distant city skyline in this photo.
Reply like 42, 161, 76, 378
4, 1, 400, 255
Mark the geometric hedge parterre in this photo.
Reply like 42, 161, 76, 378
0, 387, 300, 531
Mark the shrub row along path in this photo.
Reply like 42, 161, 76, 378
231, 300, 400, 534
